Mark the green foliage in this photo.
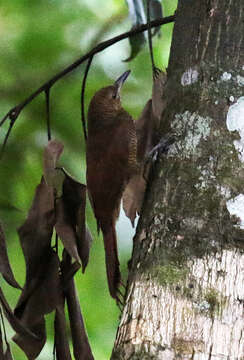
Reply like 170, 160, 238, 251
0, 0, 177, 358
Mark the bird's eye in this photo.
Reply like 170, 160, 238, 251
112, 93, 117, 99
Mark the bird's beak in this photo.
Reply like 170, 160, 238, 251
114, 70, 131, 98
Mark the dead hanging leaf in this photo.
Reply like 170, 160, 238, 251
13, 320, 46, 360
136, 100, 156, 160
12, 178, 57, 359
55, 198, 81, 264
65, 281, 94, 360
14, 251, 62, 359
0, 223, 21, 289
61, 256, 81, 290
124, 0, 147, 62
123, 71, 168, 225
152, 70, 167, 122
15, 177, 54, 312
54, 304, 72, 360
0, 288, 38, 341
82, 227, 93, 273
124, 30, 147, 62
15, 251, 62, 324
43, 139, 65, 197
4, 344, 13, 360
61, 172, 91, 273
0, 309, 13, 360
63, 256, 94, 360
125, 0, 163, 61
123, 101, 153, 226
143, 0, 163, 36
43, 139, 64, 176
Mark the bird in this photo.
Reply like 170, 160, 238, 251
86, 70, 138, 304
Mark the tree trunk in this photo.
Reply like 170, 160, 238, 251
112, 1, 244, 359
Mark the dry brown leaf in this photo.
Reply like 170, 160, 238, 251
43, 139, 65, 197
54, 304, 72, 360
152, 71, 167, 122
61, 258, 81, 290
43, 139, 64, 177
14, 251, 62, 359
15, 251, 62, 325
0, 288, 38, 341
4, 344, 13, 360
82, 227, 93, 273
65, 276, 94, 360
13, 320, 46, 360
12, 178, 59, 359
122, 101, 152, 225
15, 178, 55, 312
62, 173, 91, 272
123, 71, 167, 225
55, 198, 81, 263
0, 223, 21, 289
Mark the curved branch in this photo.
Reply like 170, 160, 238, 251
0, 119, 15, 159
0, 15, 175, 128
81, 56, 93, 142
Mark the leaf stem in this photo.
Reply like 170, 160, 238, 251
146, 0, 156, 73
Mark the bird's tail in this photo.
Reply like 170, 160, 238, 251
102, 223, 121, 302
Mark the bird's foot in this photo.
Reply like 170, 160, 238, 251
146, 134, 175, 163
115, 281, 127, 311
153, 66, 162, 79
143, 134, 175, 181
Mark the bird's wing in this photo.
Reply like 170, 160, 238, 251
115, 109, 138, 174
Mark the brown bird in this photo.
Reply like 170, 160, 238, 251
86, 70, 138, 303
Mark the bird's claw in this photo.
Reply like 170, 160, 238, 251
153, 67, 162, 79
142, 134, 175, 181
116, 281, 127, 311
146, 134, 175, 163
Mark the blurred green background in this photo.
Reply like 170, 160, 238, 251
0, 0, 177, 358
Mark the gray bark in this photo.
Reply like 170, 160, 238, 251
112, 0, 244, 359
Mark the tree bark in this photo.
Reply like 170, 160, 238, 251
112, 0, 244, 359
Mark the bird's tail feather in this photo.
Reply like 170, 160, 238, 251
102, 223, 121, 301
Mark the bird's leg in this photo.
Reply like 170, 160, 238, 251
153, 66, 162, 79
119, 280, 126, 290
116, 293, 125, 311
147, 134, 175, 162
117, 299, 123, 312
143, 134, 175, 180
115, 280, 128, 311
117, 287, 125, 299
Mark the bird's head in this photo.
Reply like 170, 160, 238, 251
88, 70, 131, 122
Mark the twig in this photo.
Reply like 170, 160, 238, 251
81, 56, 93, 142
45, 88, 51, 141
0, 119, 15, 160
146, 0, 156, 73
0, 15, 175, 128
